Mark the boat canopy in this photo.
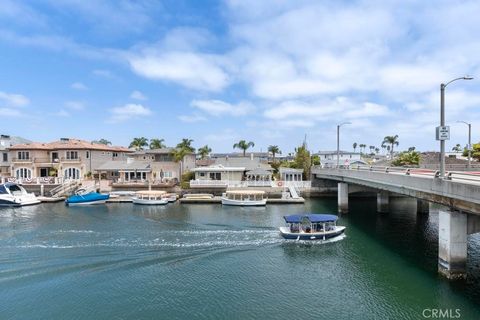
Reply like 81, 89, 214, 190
283, 214, 338, 223
135, 190, 167, 196
226, 190, 265, 195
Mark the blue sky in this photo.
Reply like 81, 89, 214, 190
1, 0, 480, 154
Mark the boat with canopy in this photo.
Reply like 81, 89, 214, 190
221, 190, 267, 206
279, 213, 346, 240
132, 190, 168, 205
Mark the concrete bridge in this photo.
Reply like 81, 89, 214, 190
312, 165, 480, 280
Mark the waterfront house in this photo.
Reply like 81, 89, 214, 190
0, 135, 31, 178
279, 167, 304, 182
8, 138, 131, 180
316, 150, 366, 167
96, 148, 196, 184
190, 156, 273, 187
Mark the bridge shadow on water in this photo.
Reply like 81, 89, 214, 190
313, 196, 480, 306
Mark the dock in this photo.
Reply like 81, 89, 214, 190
37, 196, 65, 203
179, 196, 305, 204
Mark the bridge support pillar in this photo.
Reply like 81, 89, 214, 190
417, 199, 430, 214
377, 191, 389, 213
438, 209, 467, 280
338, 183, 348, 213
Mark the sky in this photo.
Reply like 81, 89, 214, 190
1, 0, 480, 154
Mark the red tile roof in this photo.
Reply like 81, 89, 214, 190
9, 138, 132, 152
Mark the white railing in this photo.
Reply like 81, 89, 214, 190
189, 179, 312, 189
0, 176, 67, 185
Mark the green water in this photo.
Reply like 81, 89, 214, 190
1, 198, 480, 319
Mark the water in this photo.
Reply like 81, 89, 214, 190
1, 198, 480, 319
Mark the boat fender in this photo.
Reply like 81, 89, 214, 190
277, 181, 283, 187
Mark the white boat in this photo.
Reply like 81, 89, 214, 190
0, 183, 41, 207
279, 214, 346, 240
163, 193, 177, 203
221, 190, 267, 206
132, 191, 168, 205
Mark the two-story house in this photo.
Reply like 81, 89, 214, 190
8, 138, 132, 179
0, 135, 32, 177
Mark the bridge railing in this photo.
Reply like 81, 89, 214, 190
319, 165, 480, 184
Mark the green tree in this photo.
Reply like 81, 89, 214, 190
353, 142, 358, 152
408, 146, 416, 152
129, 137, 148, 150
268, 145, 281, 162
198, 145, 212, 159
391, 151, 420, 166
176, 138, 195, 152
382, 135, 399, 158
375, 147, 380, 154
149, 138, 166, 149
94, 138, 111, 145
463, 143, 480, 160
291, 143, 311, 180
233, 140, 255, 156
311, 154, 321, 166
452, 144, 462, 152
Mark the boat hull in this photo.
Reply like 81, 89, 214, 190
279, 226, 346, 240
65, 193, 110, 206
132, 198, 168, 205
0, 195, 41, 207
221, 197, 267, 206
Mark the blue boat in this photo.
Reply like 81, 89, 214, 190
279, 213, 346, 240
65, 189, 109, 206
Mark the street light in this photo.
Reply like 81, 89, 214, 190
457, 120, 472, 170
337, 122, 351, 168
439, 76, 473, 177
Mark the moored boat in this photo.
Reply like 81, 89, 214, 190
163, 193, 177, 203
221, 190, 266, 206
65, 189, 110, 206
0, 183, 41, 207
279, 214, 346, 240
132, 191, 168, 205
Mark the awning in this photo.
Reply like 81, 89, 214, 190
283, 214, 338, 223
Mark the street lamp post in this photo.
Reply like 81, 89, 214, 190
457, 121, 472, 170
439, 76, 473, 178
337, 122, 351, 168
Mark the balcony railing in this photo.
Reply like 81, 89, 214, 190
60, 156, 82, 162
11, 157, 33, 163
1, 176, 65, 184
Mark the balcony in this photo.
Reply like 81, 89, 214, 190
60, 156, 82, 163
12, 157, 33, 163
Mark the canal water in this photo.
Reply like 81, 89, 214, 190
1, 198, 480, 319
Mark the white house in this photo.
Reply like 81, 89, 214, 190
316, 150, 366, 167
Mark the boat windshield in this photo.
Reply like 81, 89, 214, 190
0, 185, 8, 194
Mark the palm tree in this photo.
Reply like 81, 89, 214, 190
129, 137, 148, 150
198, 145, 212, 159
375, 147, 380, 154
233, 140, 255, 156
359, 144, 366, 154
149, 138, 166, 149
176, 138, 195, 152
94, 138, 111, 145
353, 142, 358, 153
408, 146, 416, 152
268, 145, 281, 162
382, 135, 399, 158
452, 144, 462, 152
369, 145, 375, 153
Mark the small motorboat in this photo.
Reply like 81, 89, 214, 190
0, 182, 41, 207
65, 188, 109, 206
279, 213, 346, 240
221, 190, 267, 206
132, 191, 168, 205
163, 193, 177, 203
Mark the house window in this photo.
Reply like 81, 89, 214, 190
15, 168, 32, 179
52, 152, 59, 162
209, 172, 221, 180
112, 152, 118, 158
199, 172, 205, 177
64, 167, 81, 179
2, 153, 7, 162
66, 151, 78, 160
86, 151, 90, 159
17, 151, 29, 160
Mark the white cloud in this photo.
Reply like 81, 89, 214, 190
0, 108, 22, 117
178, 114, 207, 123
191, 99, 254, 117
0, 91, 29, 107
92, 69, 117, 79
129, 52, 229, 92
71, 82, 88, 90
65, 101, 85, 110
109, 103, 152, 123
54, 109, 70, 117
130, 90, 147, 101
